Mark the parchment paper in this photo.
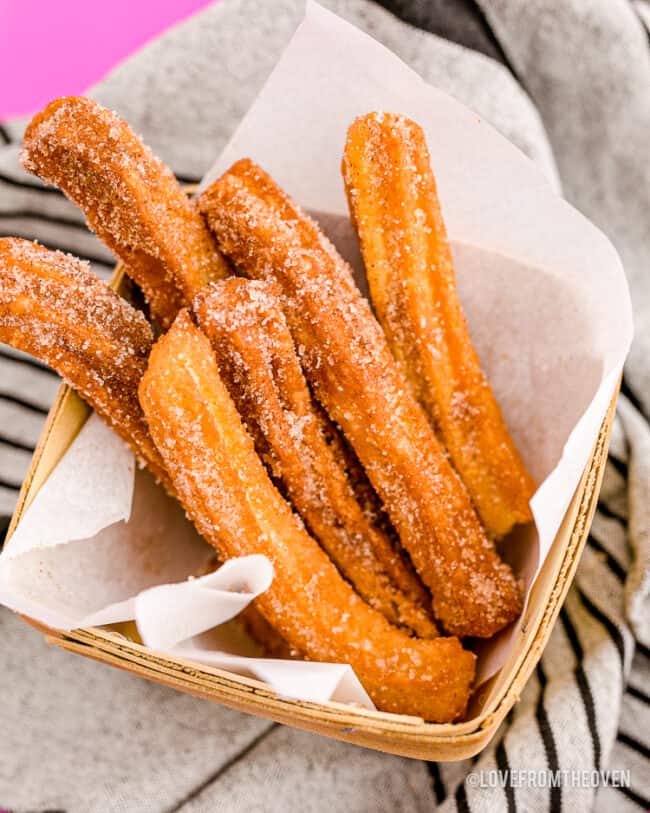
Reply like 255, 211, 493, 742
0, 3, 633, 702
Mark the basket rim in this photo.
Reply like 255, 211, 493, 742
5, 252, 618, 758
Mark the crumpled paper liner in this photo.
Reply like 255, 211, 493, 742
0, 2, 632, 703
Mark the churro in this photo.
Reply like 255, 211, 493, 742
0, 238, 168, 485
343, 113, 535, 538
21, 96, 228, 328
139, 312, 476, 720
194, 278, 437, 637
198, 160, 523, 638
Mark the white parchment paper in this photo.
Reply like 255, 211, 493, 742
0, 3, 633, 702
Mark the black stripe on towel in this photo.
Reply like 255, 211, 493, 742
618, 731, 650, 761
607, 454, 628, 481
621, 375, 648, 420
0, 431, 35, 453
576, 586, 627, 667
597, 501, 628, 526
454, 779, 471, 813
616, 784, 650, 810
0, 348, 58, 376
0, 170, 63, 196
587, 535, 626, 583
165, 724, 279, 813
536, 661, 562, 811
0, 124, 10, 145
0, 515, 10, 546
174, 173, 202, 186
559, 606, 601, 771
0, 209, 88, 232
0, 391, 49, 415
426, 762, 447, 804
373, 0, 516, 74
627, 684, 650, 706
0, 476, 22, 491
494, 737, 516, 813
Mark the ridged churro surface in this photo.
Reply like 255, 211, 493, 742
198, 160, 523, 638
343, 113, 535, 539
21, 96, 228, 327
0, 238, 167, 484
195, 278, 437, 638
139, 312, 476, 720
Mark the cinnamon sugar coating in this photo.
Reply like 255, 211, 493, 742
0, 238, 168, 485
197, 160, 523, 638
343, 113, 535, 539
194, 277, 437, 638
21, 96, 228, 328
139, 312, 475, 720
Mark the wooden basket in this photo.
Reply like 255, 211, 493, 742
6, 263, 617, 761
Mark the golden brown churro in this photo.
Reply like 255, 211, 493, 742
197, 160, 523, 638
343, 113, 535, 539
21, 96, 228, 328
0, 238, 168, 485
194, 277, 437, 638
139, 312, 475, 720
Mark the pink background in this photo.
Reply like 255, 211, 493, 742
0, 0, 214, 119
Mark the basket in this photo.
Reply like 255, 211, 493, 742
6, 261, 617, 761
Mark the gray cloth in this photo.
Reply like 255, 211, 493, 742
1, 1, 649, 810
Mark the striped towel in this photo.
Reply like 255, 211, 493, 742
1, 1, 648, 811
